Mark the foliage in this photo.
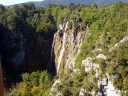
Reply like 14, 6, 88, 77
8, 71, 53, 96
24, 0, 128, 7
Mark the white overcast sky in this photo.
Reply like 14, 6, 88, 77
0, 0, 43, 6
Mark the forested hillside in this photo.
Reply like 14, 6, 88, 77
0, 1, 128, 96
7, 0, 128, 7
35, 0, 126, 7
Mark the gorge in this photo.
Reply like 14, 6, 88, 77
0, 2, 128, 96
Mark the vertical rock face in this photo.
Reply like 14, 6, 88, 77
53, 21, 86, 76
24, 35, 53, 72
0, 24, 56, 75
12, 39, 25, 68
2, 30, 54, 73
12, 50, 25, 68
5, 31, 53, 73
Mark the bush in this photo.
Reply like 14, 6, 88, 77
8, 71, 53, 96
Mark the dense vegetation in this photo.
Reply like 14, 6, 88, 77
74, 2, 128, 95
0, 1, 128, 96
0, 3, 57, 88
8, 0, 128, 7
7, 71, 53, 96
75, 1, 128, 67
35, 0, 128, 7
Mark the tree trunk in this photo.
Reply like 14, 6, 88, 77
0, 56, 4, 96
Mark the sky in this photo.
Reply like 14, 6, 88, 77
0, 0, 43, 6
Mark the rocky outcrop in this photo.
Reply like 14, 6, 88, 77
50, 79, 62, 96
109, 37, 128, 52
81, 54, 121, 96
82, 54, 106, 77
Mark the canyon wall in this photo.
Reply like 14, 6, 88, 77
24, 35, 54, 73
53, 21, 87, 76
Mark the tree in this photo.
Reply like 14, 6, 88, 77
91, 3, 97, 9
45, 8, 54, 23
0, 5, 5, 12
68, 3, 76, 11
13, 4, 20, 15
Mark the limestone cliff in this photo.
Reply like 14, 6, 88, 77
53, 21, 87, 76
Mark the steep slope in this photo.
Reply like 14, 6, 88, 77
50, 2, 128, 96
51, 26, 128, 96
